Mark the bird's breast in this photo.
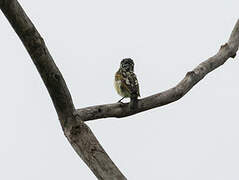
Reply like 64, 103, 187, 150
114, 80, 124, 97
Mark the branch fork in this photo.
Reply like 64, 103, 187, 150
1, 1, 239, 179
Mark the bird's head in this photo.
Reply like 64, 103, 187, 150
120, 58, 134, 72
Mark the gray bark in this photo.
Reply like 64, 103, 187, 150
1, 0, 239, 180
0, 1, 126, 180
76, 21, 239, 122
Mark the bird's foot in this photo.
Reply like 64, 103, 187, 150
118, 100, 125, 104
118, 97, 126, 103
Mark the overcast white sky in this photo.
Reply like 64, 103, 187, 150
0, 0, 239, 179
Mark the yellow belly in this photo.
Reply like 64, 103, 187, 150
114, 80, 130, 98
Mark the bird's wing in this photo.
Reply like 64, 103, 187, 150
121, 72, 140, 97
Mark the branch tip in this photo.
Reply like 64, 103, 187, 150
75, 19, 239, 122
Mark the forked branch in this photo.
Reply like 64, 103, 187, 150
1, 0, 239, 180
0, 0, 126, 179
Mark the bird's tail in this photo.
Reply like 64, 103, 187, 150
130, 95, 138, 110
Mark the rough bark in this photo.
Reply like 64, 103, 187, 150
1, 0, 239, 180
76, 20, 239, 122
0, 1, 126, 180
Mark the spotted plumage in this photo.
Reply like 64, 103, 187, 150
114, 58, 140, 103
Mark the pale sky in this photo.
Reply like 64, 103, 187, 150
0, 0, 239, 179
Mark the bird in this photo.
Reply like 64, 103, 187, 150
114, 58, 140, 108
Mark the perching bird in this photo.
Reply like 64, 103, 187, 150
114, 58, 140, 108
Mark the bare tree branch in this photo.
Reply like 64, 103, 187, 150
1, 0, 239, 179
0, 0, 74, 126
0, 1, 126, 179
76, 20, 239, 122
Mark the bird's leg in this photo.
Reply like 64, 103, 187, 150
118, 96, 126, 103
